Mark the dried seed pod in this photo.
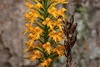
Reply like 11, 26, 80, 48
63, 15, 77, 67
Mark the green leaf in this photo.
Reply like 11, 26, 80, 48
25, 48, 38, 54
25, 46, 44, 54
49, 52, 59, 59
34, 20, 44, 29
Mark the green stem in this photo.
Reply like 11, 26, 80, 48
38, 9, 44, 15
43, 0, 49, 43
44, 0, 48, 19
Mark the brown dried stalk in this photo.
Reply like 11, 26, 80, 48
63, 15, 77, 67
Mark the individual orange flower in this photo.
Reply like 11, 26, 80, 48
24, 42, 36, 53
42, 18, 54, 29
56, 8, 66, 20
48, 30, 63, 42
25, 2, 34, 13
24, 13, 31, 19
26, 50, 41, 61
43, 42, 52, 55
53, 18, 64, 30
39, 58, 52, 67
52, 45, 65, 56
48, 7, 57, 18
35, 3, 42, 9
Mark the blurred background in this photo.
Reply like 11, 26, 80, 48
0, 0, 100, 67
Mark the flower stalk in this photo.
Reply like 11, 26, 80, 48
24, 0, 69, 67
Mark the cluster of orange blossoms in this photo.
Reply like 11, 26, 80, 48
24, 0, 68, 67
